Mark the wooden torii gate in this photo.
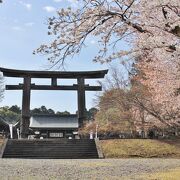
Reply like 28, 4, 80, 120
0, 67, 108, 138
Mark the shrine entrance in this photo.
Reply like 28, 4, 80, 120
0, 67, 108, 138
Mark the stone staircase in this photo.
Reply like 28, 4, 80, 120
2, 139, 99, 159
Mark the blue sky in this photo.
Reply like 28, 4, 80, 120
0, 0, 127, 113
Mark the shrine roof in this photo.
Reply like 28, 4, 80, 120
29, 114, 78, 129
0, 117, 9, 127
0, 67, 108, 79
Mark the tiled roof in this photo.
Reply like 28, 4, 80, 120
29, 114, 78, 129
0, 116, 9, 127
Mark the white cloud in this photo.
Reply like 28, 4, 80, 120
24, 22, 34, 27
19, 1, 32, 11
67, 0, 80, 8
54, 0, 62, 2
25, 3, 32, 10
68, 0, 78, 3
90, 40, 96, 44
12, 26, 24, 31
43, 6, 56, 13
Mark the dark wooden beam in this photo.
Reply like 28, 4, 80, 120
0, 67, 108, 79
21, 77, 31, 139
6, 84, 102, 91
77, 78, 86, 127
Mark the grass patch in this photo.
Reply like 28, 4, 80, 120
101, 139, 180, 158
134, 167, 180, 180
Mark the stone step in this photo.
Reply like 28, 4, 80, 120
2, 139, 99, 159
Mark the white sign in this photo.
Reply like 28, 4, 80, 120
49, 132, 63, 138
90, 131, 93, 139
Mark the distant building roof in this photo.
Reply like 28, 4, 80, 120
0, 117, 9, 127
29, 114, 78, 129
0, 117, 10, 131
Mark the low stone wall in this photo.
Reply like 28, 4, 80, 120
95, 138, 104, 158
0, 138, 7, 158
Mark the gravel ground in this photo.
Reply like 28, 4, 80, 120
0, 159, 180, 180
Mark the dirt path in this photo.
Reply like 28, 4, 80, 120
0, 159, 180, 180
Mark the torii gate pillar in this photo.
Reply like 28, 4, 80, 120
77, 78, 86, 127
21, 77, 31, 138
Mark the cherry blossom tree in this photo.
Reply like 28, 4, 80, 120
95, 68, 179, 137
36, 0, 179, 64
36, 0, 180, 123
